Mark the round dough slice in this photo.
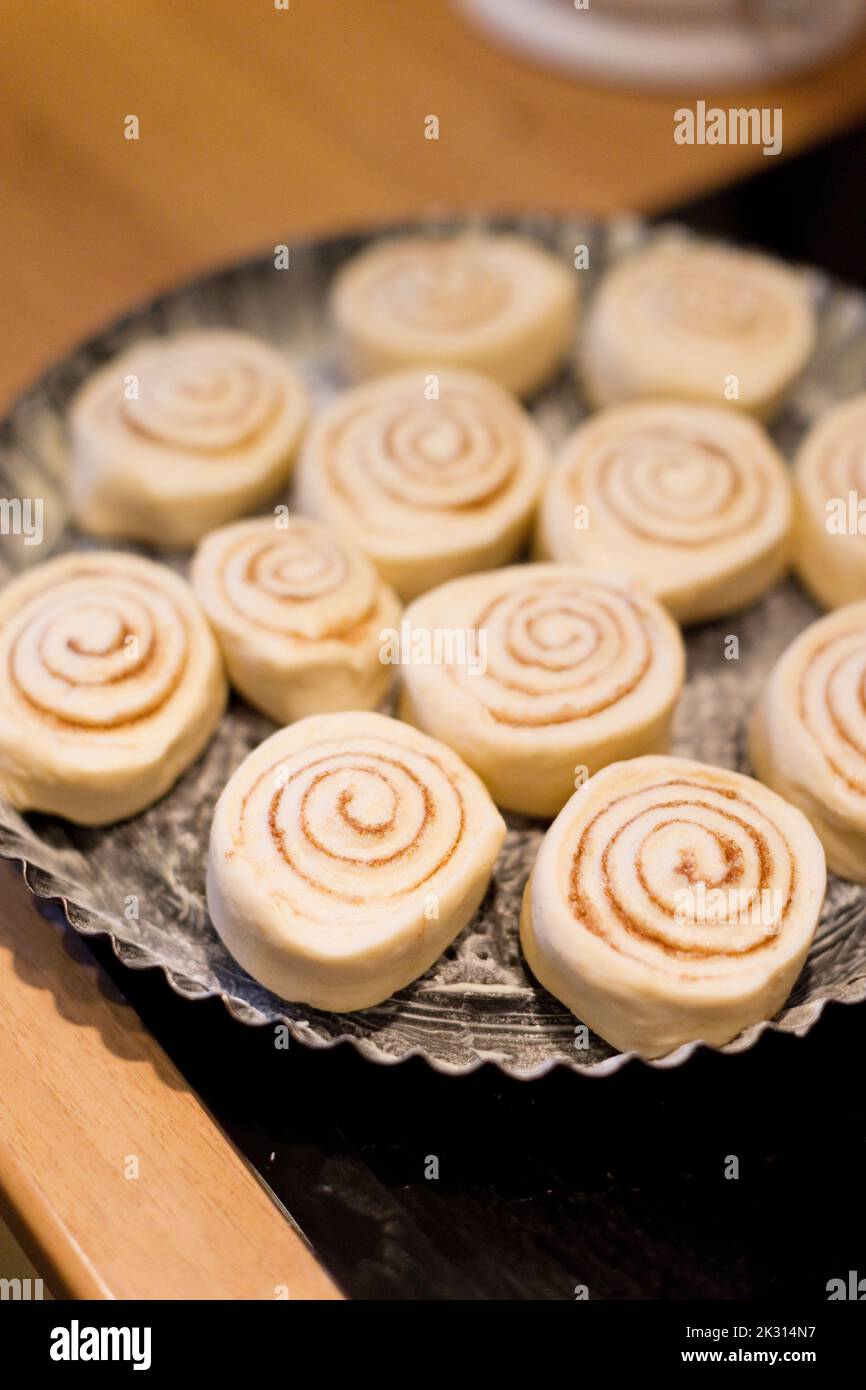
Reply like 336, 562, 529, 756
330, 233, 577, 397
207, 711, 506, 1011
580, 240, 815, 419
537, 401, 792, 624
521, 755, 825, 1057
0, 551, 227, 824
398, 564, 685, 817
191, 516, 401, 723
750, 600, 866, 881
294, 368, 550, 600
793, 393, 866, 610
69, 329, 309, 548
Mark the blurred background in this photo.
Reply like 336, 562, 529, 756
2, 0, 866, 406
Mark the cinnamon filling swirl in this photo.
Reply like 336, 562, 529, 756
455, 578, 655, 729
568, 781, 794, 969
8, 571, 190, 733
234, 738, 467, 915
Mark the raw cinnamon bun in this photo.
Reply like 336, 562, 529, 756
294, 369, 549, 600
537, 401, 792, 624
69, 329, 308, 547
521, 755, 825, 1056
398, 564, 684, 817
793, 393, 866, 610
750, 600, 866, 881
207, 711, 505, 1011
580, 241, 815, 419
0, 551, 226, 824
330, 233, 576, 397
191, 516, 401, 723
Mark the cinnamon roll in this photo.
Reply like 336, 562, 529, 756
0, 552, 227, 824
294, 368, 550, 600
793, 393, 866, 610
750, 601, 866, 881
191, 516, 401, 723
69, 329, 309, 548
398, 565, 685, 817
537, 402, 792, 624
207, 711, 506, 1010
580, 242, 815, 419
521, 755, 825, 1056
330, 233, 577, 397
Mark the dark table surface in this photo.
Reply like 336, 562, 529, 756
65, 123, 866, 1301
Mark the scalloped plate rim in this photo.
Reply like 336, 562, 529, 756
4, 843, 865, 1080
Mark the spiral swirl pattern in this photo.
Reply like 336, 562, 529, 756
750, 602, 866, 882
330, 233, 577, 398
793, 393, 866, 611
199, 518, 380, 641
122, 336, 282, 452
69, 329, 309, 548
796, 625, 866, 795
399, 565, 684, 818
9, 574, 188, 731
457, 574, 659, 729
0, 552, 226, 823
233, 734, 468, 918
521, 756, 825, 1056
569, 775, 796, 973
191, 517, 401, 723
207, 713, 505, 1010
580, 241, 815, 417
318, 381, 523, 518
295, 370, 549, 600
540, 403, 791, 625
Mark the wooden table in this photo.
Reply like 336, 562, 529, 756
2, 0, 866, 1300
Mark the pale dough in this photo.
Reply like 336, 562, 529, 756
0, 551, 226, 824
330, 233, 577, 397
579, 240, 815, 419
192, 516, 401, 723
398, 564, 685, 817
537, 400, 792, 624
69, 329, 308, 548
294, 368, 550, 600
521, 755, 825, 1057
207, 711, 506, 1011
793, 392, 866, 610
750, 600, 866, 881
